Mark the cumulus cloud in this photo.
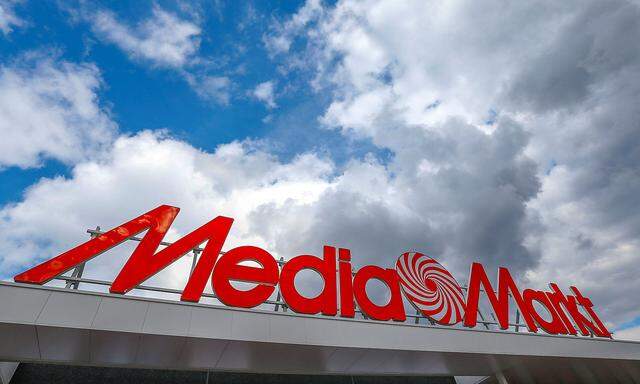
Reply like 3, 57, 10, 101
248, 117, 541, 279
264, 0, 640, 333
0, 0, 23, 35
2, 0, 640, 343
0, 54, 116, 168
0, 119, 539, 308
92, 5, 201, 68
252, 80, 277, 108
0, 131, 334, 288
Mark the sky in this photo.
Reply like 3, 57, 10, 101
0, 0, 639, 340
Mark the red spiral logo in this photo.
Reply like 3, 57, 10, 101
395, 252, 466, 325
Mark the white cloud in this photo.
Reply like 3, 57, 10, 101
616, 325, 640, 341
252, 81, 277, 108
309, 0, 573, 134
87, 5, 234, 105
0, 119, 540, 307
92, 6, 201, 68
264, 0, 640, 329
2, 0, 640, 338
0, 0, 23, 35
263, 0, 323, 55
0, 54, 116, 168
0, 131, 334, 292
187, 74, 231, 105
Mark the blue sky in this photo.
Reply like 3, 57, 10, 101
0, 1, 280, 176
1, 0, 639, 339
0, 0, 379, 204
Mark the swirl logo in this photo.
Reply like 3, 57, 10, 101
395, 252, 466, 325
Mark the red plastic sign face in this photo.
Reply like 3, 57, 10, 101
13, 205, 611, 338
279, 246, 338, 316
212, 246, 279, 308
395, 252, 466, 325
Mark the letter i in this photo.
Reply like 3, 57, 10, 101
339, 248, 355, 318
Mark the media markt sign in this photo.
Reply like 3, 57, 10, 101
15, 205, 611, 338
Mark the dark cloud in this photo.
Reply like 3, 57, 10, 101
266, 0, 640, 330
249, 117, 541, 282
506, 0, 640, 113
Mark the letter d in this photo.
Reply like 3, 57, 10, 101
279, 246, 338, 316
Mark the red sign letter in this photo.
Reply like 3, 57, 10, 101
353, 266, 406, 322
464, 263, 537, 332
522, 288, 569, 334
111, 214, 233, 300
14, 205, 180, 285
212, 246, 279, 308
14, 205, 234, 303
338, 248, 355, 318
279, 246, 338, 316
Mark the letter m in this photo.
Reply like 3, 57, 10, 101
14, 205, 233, 302
463, 262, 538, 332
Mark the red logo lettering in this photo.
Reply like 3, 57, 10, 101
13, 205, 611, 338
395, 252, 466, 325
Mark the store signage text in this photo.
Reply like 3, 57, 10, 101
14, 205, 611, 338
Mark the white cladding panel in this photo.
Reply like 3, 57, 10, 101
1, 281, 639, 377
